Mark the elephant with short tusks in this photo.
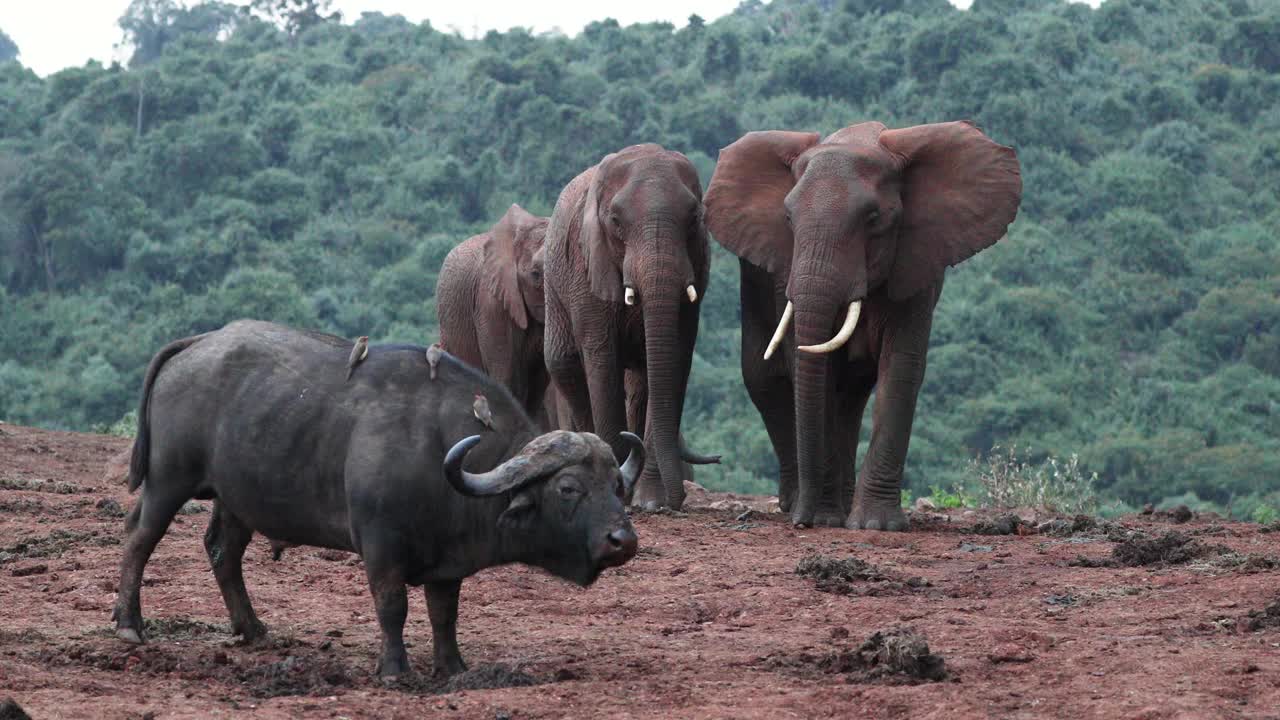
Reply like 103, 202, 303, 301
705, 121, 1022, 531
544, 143, 720, 511
436, 204, 553, 426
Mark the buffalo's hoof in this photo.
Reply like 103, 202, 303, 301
847, 504, 908, 532
432, 656, 468, 679
376, 656, 411, 679
116, 627, 144, 645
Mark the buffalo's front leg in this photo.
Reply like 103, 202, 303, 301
365, 562, 410, 678
425, 580, 467, 677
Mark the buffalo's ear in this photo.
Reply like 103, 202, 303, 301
497, 490, 536, 530
581, 155, 625, 304
879, 121, 1022, 301
482, 204, 540, 330
704, 130, 821, 278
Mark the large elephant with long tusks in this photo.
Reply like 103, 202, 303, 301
705, 121, 1021, 530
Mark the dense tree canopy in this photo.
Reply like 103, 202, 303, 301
1, 0, 1278, 518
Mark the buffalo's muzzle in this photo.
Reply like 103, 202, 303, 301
599, 527, 638, 568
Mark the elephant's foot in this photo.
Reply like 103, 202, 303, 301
812, 509, 848, 527
846, 500, 908, 532
630, 483, 666, 511
778, 483, 797, 514
790, 507, 847, 529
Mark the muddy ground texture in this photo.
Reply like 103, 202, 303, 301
2, 422, 1279, 719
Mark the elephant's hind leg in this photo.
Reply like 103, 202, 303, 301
204, 501, 266, 642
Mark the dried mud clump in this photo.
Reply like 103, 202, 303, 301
0, 529, 116, 565
395, 664, 541, 696
1242, 599, 1280, 632
971, 514, 1028, 536
1113, 531, 1217, 567
243, 655, 354, 698
795, 554, 928, 596
763, 626, 948, 684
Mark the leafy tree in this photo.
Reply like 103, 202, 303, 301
0, 0, 1277, 513
0, 28, 18, 64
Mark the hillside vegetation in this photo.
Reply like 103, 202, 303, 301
1, 0, 1278, 517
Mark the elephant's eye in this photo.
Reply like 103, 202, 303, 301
784, 210, 793, 226
867, 209, 881, 226
558, 482, 580, 498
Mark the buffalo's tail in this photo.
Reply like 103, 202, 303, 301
128, 334, 207, 492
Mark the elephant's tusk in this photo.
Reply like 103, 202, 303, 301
624, 287, 636, 306
686, 285, 698, 303
798, 301, 862, 355
763, 301, 794, 360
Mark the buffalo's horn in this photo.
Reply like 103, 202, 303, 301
679, 436, 721, 464
444, 431, 591, 497
763, 301, 794, 360
619, 431, 645, 495
798, 301, 862, 355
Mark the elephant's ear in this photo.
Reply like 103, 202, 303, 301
705, 130, 821, 277
879, 121, 1022, 302
482, 204, 537, 330
581, 155, 625, 304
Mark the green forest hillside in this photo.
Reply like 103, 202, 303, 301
2, 0, 1278, 517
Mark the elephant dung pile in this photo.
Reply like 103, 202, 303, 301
795, 553, 929, 596
761, 626, 948, 685
1242, 599, 1280, 632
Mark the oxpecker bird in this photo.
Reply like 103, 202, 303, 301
473, 392, 494, 430
346, 336, 368, 381
426, 343, 444, 380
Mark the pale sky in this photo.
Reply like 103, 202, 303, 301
1, 0, 1109, 78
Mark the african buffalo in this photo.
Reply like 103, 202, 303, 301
112, 320, 642, 678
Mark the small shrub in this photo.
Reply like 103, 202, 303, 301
967, 444, 1099, 514
926, 485, 971, 509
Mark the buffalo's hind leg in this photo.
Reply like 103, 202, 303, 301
204, 501, 267, 642
112, 484, 189, 644
426, 580, 466, 677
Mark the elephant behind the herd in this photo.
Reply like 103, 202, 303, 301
436, 203, 555, 428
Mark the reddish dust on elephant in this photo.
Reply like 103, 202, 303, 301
3, 423, 1279, 719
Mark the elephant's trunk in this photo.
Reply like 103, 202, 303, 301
638, 230, 690, 510
791, 299, 837, 527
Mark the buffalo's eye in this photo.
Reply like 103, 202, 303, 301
615, 477, 625, 500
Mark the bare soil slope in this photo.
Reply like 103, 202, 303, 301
2, 423, 1278, 719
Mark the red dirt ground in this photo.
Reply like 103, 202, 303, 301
2, 422, 1279, 719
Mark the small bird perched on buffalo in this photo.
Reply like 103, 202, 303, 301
346, 336, 368, 381
473, 393, 494, 429
426, 342, 444, 380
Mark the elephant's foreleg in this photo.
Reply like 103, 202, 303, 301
583, 350, 628, 463
848, 298, 935, 532
830, 376, 873, 520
